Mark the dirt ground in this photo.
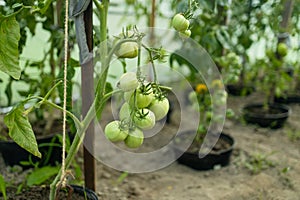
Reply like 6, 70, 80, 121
95, 92, 300, 200
1, 92, 300, 200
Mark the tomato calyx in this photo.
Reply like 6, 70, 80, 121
134, 108, 150, 119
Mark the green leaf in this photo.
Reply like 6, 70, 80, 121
4, 103, 41, 158
27, 166, 59, 186
0, 14, 21, 80
0, 174, 7, 200
40, 0, 54, 15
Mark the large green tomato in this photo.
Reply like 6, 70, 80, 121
133, 109, 156, 130
149, 97, 170, 120
125, 128, 144, 148
104, 121, 128, 142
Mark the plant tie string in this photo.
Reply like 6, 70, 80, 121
59, 0, 69, 188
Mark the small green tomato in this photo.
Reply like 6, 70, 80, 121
125, 128, 144, 148
125, 86, 155, 108
104, 121, 128, 142
115, 42, 139, 58
179, 29, 191, 39
277, 43, 288, 57
172, 13, 189, 31
117, 72, 139, 92
133, 109, 156, 130
149, 97, 170, 121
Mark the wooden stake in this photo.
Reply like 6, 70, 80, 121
82, 1, 96, 190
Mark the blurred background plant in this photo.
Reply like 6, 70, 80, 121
0, 0, 79, 134
188, 80, 233, 145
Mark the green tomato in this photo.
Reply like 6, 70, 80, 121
149, 97, 170, 121
125, 87, 155, 108
115, 42, 139, 58
104, 121, 128, 142
133, 109, 156, 130
179, 29, 191, 39
125, 128, 144, 148
277, 43, 288, 57
117, 72, 139, 92
119, 102, 131, 121
172, 13, 189, 31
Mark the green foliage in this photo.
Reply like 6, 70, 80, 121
245, 152, 276, 174
0, 13, 21, 79
0, 174, 7, 200
26, 166, 59, 186
4, 103, 41, 158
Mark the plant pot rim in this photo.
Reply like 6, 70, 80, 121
173, 131, 235, 156
241, 103, 291, 119
70, 184, 99, 200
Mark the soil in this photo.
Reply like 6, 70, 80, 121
5, 185, 90, 200
1, 92, 300, 200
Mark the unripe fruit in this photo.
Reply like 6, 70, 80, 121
277, 43, 288, 57
133, 109, 156, 130
172, 14, 189, 31
117, 72, 139, 92
149, 98, 170, 120
125, 128, 144, 148
104, 121, 128, 142
179, 29, 191, 39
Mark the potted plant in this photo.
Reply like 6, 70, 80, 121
241, 40, 291, 129
172, 80, 235, 170
1, 0, 173, 199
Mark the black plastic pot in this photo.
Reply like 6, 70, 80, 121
274, 93, 300, 104
226, 84, 255, 96
0, 133, 66, 168
71, 185, 99, 200
173, 132, 235, 170
242, 103, 291, 129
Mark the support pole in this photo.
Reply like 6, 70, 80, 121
81, 1, 96, 190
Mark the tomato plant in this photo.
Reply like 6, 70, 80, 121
1, 0, 172, 199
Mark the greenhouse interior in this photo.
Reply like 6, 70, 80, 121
0, 0, 300, 199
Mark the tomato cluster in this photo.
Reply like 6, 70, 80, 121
172, 13, 191, 38
104, 72, 170, 148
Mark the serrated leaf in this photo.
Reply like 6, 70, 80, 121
4, 104, 41, 158
27, 166, 59, 186
0, 14, 21, 80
